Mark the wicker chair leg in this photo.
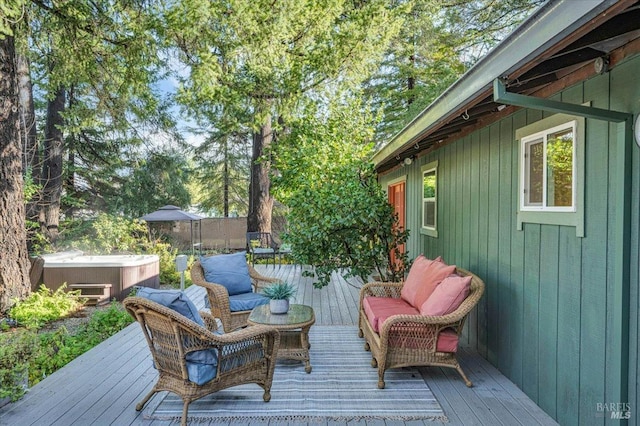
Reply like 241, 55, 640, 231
181, 401, 189, 426
455, 364, 473, 387
263, 390, 271, 402
358, 328, 363, 338
135, 388, 156, 411
377, 369, 386, 389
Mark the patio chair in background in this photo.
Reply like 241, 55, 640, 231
124, 296, 279, 426
277, 242, 294, 268
191, 252, 279, 332
246, 232, 277, 266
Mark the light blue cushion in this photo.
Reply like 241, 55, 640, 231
185, 350, 218, 385
229, 292, 269, 312
200, 252, 252, 296
203, 292, 269, 312
136, 288, 204, 327
137, 288, 217, 384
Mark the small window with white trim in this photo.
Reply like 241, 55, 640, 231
422, 161, 437, 236
516, 113, 585, 237
521, 121, 576, 212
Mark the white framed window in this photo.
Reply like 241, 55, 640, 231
421, 161, 437, 237
516, 113, 585, 237
521, 121, 576, 212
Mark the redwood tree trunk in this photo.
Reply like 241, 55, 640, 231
247, 114, 274, 233
17, 53, 41, 235
17, 53, 38, 177
41, 87, 66, 243
0, 35, 31, 312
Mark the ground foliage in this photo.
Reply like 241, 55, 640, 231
28, 302, 132, 386
8, 285, 85, 330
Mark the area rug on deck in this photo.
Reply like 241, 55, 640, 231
144, 325, 447, 423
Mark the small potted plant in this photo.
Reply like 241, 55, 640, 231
262, 281, 296, 314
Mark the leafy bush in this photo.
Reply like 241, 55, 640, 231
57, 213, 148, 255
145, 242, 180, 285
9, 285, 86, 329
29, 302, 133, 386
0, 330, 37, 402
271, 97, 411, 288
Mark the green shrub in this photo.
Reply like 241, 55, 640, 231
0, 330, 37, 401
57, 214, 148, 255
29, 302, 133, 386
9, 285, 86, 329
145, 242, 181, 285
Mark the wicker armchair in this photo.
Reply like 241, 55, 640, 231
191, 259, 279, 332
358, 267, 485, 389
124, 296, 279, 426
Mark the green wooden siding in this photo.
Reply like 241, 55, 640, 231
378, 53, 640, 425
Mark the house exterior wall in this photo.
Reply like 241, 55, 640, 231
379, 53, 640, 425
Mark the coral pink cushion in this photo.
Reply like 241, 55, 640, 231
412, 260, 456, 309
363, 296, 419, 332
420, 274, 472, 316
400, 255, 439, 306
436, 329, 459, 353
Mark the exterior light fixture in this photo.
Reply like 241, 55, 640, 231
403, 157, 413, 166
594, 56, 609, 74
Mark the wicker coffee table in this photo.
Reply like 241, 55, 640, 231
248, 304, 315, 373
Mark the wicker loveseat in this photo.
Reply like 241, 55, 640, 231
358, 258, 485, 389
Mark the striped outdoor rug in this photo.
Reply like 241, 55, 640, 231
145, 325, 447, 423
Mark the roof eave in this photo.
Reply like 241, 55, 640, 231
372, 0, 617, 167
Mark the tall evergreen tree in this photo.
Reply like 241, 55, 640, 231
365, 0, 543, 142
195, 128, 251, 218
167, 0, 405, 233
22, 0, 170, 242
1, 4, 31, 312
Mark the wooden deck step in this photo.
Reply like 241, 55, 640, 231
69, 283, 112, 306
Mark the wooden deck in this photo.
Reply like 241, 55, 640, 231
0, 265, 557, 426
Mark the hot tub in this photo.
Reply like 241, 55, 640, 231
42, 252, 160, 301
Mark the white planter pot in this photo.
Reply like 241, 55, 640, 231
269, 299, 289, 314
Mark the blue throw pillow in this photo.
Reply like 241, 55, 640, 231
200, 252, 252, 296
136, 287, 204, 327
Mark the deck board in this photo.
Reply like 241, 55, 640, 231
0, 265, 557, 426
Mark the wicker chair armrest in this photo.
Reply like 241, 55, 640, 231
215, 324, 278, 344
359, 281, 403, 305
216, 325, 280, 362
199, 310, 219, 332
379, 313, 463, 335
248, 264, 279, 290
197, 280, 230, 303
